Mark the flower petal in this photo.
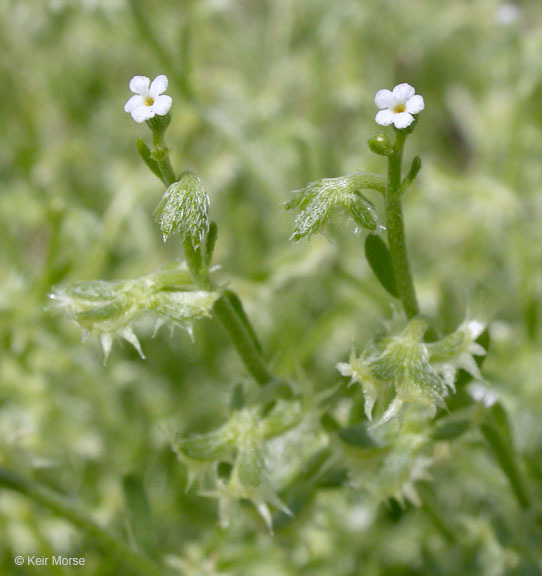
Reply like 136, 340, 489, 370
375, 89, 394, 109
124, 94, 143, 113
375, 109, 394, 126
392, 112, 414, 129
150, 74, 168, 95
392, 83, 415, 102
406, 94, 424, 114
131, 105, 155, 123
129, 75, 150, 94
152, 94, 172, 116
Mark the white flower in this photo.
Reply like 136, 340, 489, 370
124, 75, 172, 123
374, 83, 424, 129
495, 3, 520, 25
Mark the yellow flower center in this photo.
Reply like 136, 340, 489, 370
144, 96, 155, 107
393, 104, 406, 114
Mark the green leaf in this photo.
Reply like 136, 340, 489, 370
136, 138, 163, 183
338, 424, 379, 448
230, 383, 245, 411
154, 170, 210, 246
364, 234, 399, 298
285, 172, 383, 241
203, 220, 218, 268
122, 474, 156, 557
320, 412, 341, 432
431, 418, 471, 440
480, 402, 530, 509
401, 155, 422, 191
223, 289, 262, 353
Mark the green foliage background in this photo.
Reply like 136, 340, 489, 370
0, 0, 540, 574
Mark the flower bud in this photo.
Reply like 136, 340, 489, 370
154, 170, 210, 247
368, 132, 393, 156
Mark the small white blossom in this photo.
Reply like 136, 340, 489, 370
124, 75, 172, 123
495, 3, 520, 25
374, 83, 424, 129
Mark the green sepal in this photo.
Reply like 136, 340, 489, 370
252, 378, 295, 407
75, 300, 124, 324
259, 400, 302, 439
285, 172, 383, 241
148, 260, 194, 290
394, 115, 419, 134
236, 438, 264, 488
49, 262, 217, 359
146, 112, 171, 134
175, 429, 232, 462
136, 138, 164, 183
154, 170, 210, 247
365, 234, 399, 298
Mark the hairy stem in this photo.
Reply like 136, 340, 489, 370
153, 139, 274, 386
212, 295, 274, 385
0, 467, 168, 576
152, 129, 177, 186
385, 130, 419, 318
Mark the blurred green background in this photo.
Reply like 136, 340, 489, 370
0, 0, 541, 574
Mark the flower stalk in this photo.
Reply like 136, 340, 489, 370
384, 129, 420, 319
212, 295, 274, 386
150, 121, 177, 186
145, 111, 274, 385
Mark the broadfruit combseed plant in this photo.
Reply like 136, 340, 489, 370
0, 3, 540, 576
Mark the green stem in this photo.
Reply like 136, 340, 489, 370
212, 295, 274, 385
385, 130, 419, 319
152, 129, 177, 186
0, 467, 169, 576
151, 136, 274, 386
480, 422, 531, 510
145, 108, 275, 386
